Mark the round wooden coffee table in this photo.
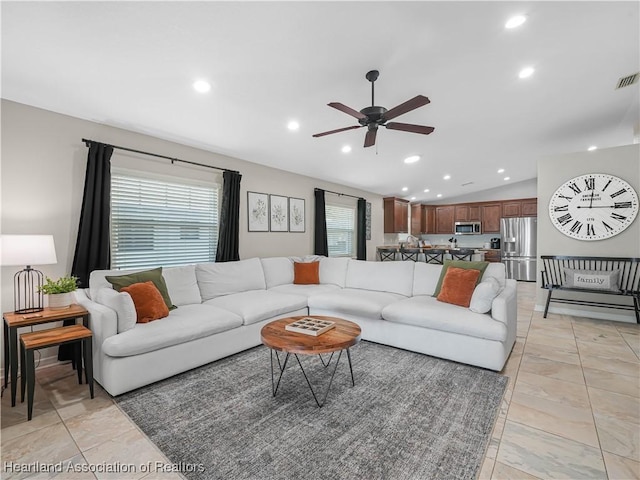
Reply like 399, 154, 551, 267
261, 316, 361, 407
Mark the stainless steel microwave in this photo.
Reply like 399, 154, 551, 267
454, 221, 481, 235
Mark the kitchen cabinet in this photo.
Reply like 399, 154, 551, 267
454, 205, 469, 222
423, 206, 436, 233
468, 205, 481, 221
384, 197, 409, 233
483, 250, 501, 263
502, 201, 521, 218
435, 205, 455, 234
521, 198, 537, 216
481, 204, 501, 233
411, 203, 422, 235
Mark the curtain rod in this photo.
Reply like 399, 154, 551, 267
82, 138, 239, 174
315, 187, 365, 201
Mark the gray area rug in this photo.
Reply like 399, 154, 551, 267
115, 341, 507, 480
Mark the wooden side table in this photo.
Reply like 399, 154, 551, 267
3, 304, 89, 407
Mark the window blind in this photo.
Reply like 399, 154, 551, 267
111, 172, 219, 269
326, 204, 356, 258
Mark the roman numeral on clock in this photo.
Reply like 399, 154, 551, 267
611, 212, 627, 222
614, 201, 632, 209
557, 213, 572, 226
584, 178, 595, 190
586, 224, 595, 236
558, 194, 573, 201
602, 179, 612, 191
554, 205, 568, 212
568, 183, 582, 194
570, 220, 582, 233
610, 188, 627, 198
602, 221, 614, 232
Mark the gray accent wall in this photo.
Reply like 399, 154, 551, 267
536, 144, 640, 322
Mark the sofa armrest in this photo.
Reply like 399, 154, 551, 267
490, 279, 518, 328
74, 288, 118, 345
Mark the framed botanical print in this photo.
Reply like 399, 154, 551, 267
289, 197, 305, 232
269, 195, 289, 232
247, 192, 269, 232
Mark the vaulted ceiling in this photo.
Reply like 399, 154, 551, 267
2, 2, 638, 201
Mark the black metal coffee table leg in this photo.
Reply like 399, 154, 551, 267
294, 350, 343, 408
270, 350, 290, 397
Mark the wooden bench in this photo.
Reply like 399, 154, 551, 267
541, 256, 640, 323
20, 324, 94, 420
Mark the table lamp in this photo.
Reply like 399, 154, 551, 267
1, 235, 58, 313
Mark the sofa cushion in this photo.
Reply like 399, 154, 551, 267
204, 290, 307, 325
95, 288, 137, 333
260, 257, 294, 289
105, 267, 175, 310
382, 296, 507, 342
436, 267, 480, 308
413, 263, 444, 296
345, 260, 415, 296
90, 267, 152, 302
162, 264, 202, 306
319, 257, 350, 287
196, 258, 266, 300
294, 261, 320, 284
101, 304, 243, 357
121, 281, 170, 323
433, 260, 488, 297
469, 277, 501, 314
482, 262, 507, 289
269, 283, 340, 298
308, 288, 406, 319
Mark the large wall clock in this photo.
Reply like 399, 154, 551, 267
549, 173, 639, 240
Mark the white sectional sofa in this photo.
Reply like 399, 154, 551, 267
77, 256, 517, 396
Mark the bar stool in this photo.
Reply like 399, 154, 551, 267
400, 247, 421, 262
20, 324, 94, 420
378, 247, 397, 261
424, 249, 446, 264
451, 248, 475, 262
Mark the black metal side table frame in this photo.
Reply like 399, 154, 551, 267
269, 348, 355, 407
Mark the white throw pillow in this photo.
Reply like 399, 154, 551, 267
95, 288, 137, 333
162, 264, 202, 306
469, 277, 500, 314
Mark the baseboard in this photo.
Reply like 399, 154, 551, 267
533, 304, 637, 324
0, 352, 63, 379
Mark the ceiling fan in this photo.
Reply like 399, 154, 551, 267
312, 70, 435, 148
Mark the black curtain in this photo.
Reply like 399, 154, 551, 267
215, 171, 242, 262
314, 189, 328, 256
62, 141, 112, 361
357, 198, 366, 260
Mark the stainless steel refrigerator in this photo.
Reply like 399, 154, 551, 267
500, 217, 537, 281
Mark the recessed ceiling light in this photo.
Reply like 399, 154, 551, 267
404, 155, 420, 164
402, 187, 408, 192
341, 145, 352, 153
588, 145, 598, 151
505, 15, 526, 29
518, 67, 535, 79
423, 189, 430, 193
504, 177, 511, 181
497, 168, 505, 174
443, 175, 451, 180
410, 196, 416, 200
193, 80, 211, 93
436, 194, 443, 198
287, 120, 300, 131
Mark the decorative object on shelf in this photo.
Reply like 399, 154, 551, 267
0, 235, 57, 313
288, 197, 305, 232
38, 275, 78, 310
247, 191, 269, 232
285, 317, 336, 336
269, 195, 289, 232
549, 173, 638, 240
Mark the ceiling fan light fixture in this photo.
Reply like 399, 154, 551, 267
505, 15, 527, 29
404, 155, 420, 164
518, 67, 535, 79
193, 80, 211, 93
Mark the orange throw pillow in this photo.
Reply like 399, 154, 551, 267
437, 267, 481, 308
121, 281, 170, 323
294, 261, 320, 285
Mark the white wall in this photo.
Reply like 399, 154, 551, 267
1, 100, 384, 366
428, 178, 537, 205
536, 144, 640, 322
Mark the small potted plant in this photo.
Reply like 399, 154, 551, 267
39, 276, 78, 310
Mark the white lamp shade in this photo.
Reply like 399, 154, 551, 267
1, 235, 58, 266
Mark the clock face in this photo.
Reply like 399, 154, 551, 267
549, 173, 639, 240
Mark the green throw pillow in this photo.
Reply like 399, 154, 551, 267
432, 260, 489, 297
106, 267, 176, 310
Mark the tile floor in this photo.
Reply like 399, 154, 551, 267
2, 282, 639, 479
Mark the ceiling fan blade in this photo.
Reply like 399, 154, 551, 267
312, 125, 363, 138
364, 128, 377, 148
328, 102, 367, 120
385, 122, 435, 135
383, 95, 430, 121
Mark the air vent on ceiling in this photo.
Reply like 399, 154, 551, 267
615, 72, 639, 89
461, 181, 474, 187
